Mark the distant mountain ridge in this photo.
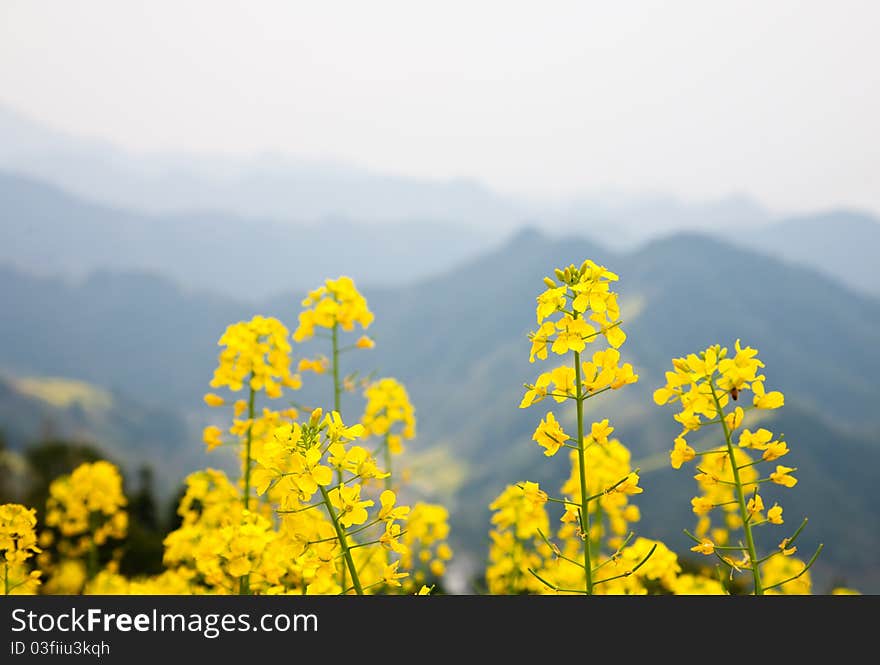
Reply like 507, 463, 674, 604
3, 167, 879, 302
722, 210, 880, 296
0, 169, 503, 300
0, 105, 524, 226
0, 103, 773, 237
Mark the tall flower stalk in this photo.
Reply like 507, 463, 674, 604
203, 315, 301, 593
519, 261, 650, 594
655, 340, 823, 594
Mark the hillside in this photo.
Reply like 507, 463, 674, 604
1, 230, 879, 589
0, 170, 501, 300
0, 105, 522, 226
0, 374, 192, 497
721, 210, 880, 296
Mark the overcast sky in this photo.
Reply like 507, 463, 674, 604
1, 1, 878, 214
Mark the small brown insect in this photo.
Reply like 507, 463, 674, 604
730, 387, 739, 401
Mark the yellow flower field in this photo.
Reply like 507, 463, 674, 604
0, 266, 846, 595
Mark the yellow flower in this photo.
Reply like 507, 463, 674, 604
589, 419, 614, 445
361, 378, 416, 444
752, 381, 784, 409
520, 482, 548, 508
694, 471, 717, 485
548, 366, 576, 402
767, 503, 784, 525
45, 462, 127, 548
519, 372, 551, 408
762, 440, 789, 461
614, 472, 643, 496
533, 412, 568, 457
536, 286, 567, 323
287, 446, 334, 500
323, 411, 365, 443
747, 494, 764, 515
355, 335, 375, 349
202, 425, 223, 451
328, 485, 373, 528
382, 561, 408, 588
770, 465, 798, 488
528, 322, 557, 363
724, 406, 744, 431
293, 276, 374, 341
778, 538, 798, 557
690, 538, 715, 555
379, 521, 408, 554
297, 357, 329, 374
670, 436, 695, 469
738, 428, 773, 450
210, 316, 298, 399
0, 504, 41, 568
203, 393, 225, 407
691, 496, 714, 516
551, 316, 595, 355
378, 490, 410, 521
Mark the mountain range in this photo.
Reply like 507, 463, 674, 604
3, 167, 880, 301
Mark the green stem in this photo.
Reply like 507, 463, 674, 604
332, 323, 341, 413
319, 486, 363, 595
330, 322, 347, 591
3, 563, 8, 595
243, 382, 256, 510
710, 383, 763, 595
574, 348, 594, 595
240, 380, 256, 595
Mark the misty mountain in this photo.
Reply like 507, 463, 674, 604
0, 104, 771, 240
0, 170, 502, 300
1, 230, 879, 589
720, 210, 880, 296
0, 105, 523, 227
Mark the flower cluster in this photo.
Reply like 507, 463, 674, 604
362, 378, 417, 456
486, 484, 552, 594
38, 461, 127, 591
559, 440, 642, 549
209, 315, 301, 398
250, 409, 412, 594
293, 276, 374, 343
1, 503, 42, 594
400, 503, 453, 589
44, 461, 128, 547
516, 261, 649, 595
486, 475, 723, 595
655, 341, 821, 594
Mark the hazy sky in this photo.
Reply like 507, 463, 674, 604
1, 1, 878, 214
